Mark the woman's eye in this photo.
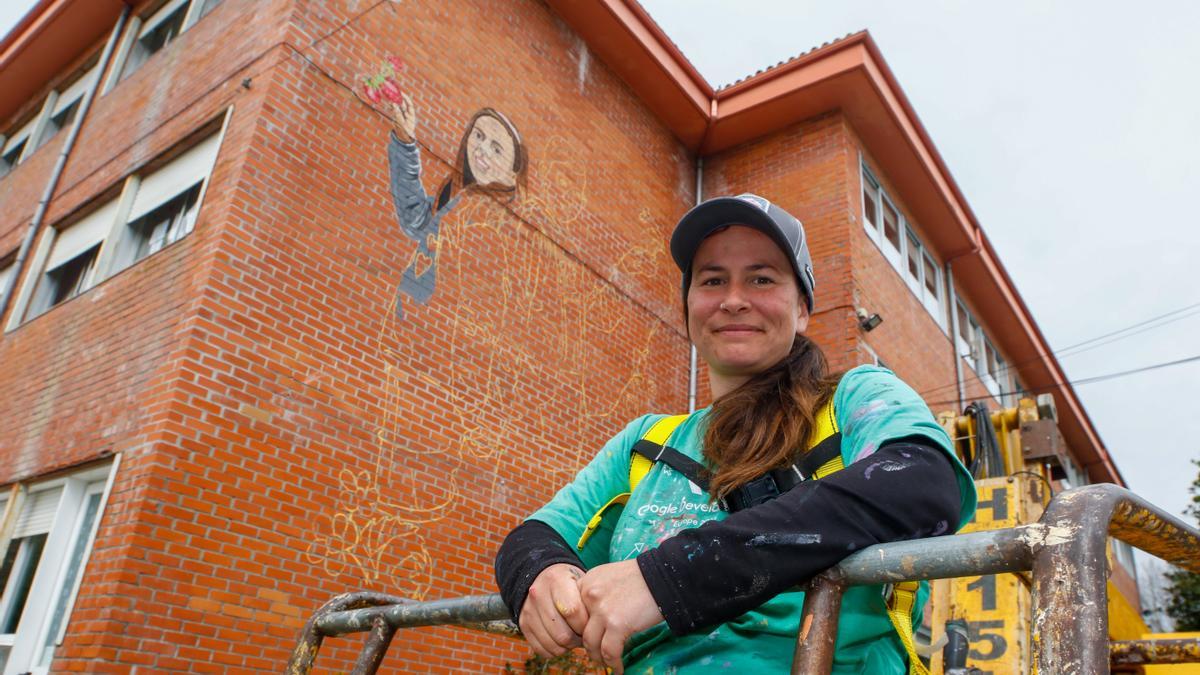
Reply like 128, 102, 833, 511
699, 277, 723, 286
752, 276, 775, 285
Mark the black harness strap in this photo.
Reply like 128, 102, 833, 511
631, 432, 845, 513
631, 439, 711, 492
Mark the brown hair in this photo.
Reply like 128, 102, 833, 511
702, 335, 841, 500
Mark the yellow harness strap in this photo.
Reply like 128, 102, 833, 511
886, 580, 928, 675
575, 414, 689, 550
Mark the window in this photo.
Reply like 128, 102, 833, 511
24, 200, 117, 320
8, 118, 226, 329
0, 464, 113, 673
955, 299, 1013, 401
862, 169, 880, 234
860, 161, 946, 329
111, 0, 223, 86
0, 117, 37, 179
110, 129, 220, 272
30, 67, 96, 153
125, 184, 201, 264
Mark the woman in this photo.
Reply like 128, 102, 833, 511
495, 194, 977, 674
387, 95, 526, 311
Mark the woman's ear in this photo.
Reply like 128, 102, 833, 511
795, 302, 810, 336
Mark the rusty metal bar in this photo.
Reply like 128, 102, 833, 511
790, 524, 1039, 670
314, 592, 512, 637
286, 592, 411, 675
1110, 638, 1200, 665
792, 570, 845, 675
350, 615, 397, 675
1032, 484, 1200, 675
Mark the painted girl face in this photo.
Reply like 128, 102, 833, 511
686, 225, 809, 396
466, 115, 518, 189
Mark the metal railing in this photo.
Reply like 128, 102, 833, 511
286, 485, 1200, 674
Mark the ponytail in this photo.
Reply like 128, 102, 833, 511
702, 335, 840, 500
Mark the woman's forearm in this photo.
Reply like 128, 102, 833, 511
637, 440, 962, 634
495, 519, 586, 622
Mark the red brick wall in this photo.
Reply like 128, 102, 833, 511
2, 0, 695, 671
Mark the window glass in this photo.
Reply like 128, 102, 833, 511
0, 139, 28, 178
862, 183, 878, 231
0, 535, 48, 634
882, 200, 901, 251
36, 491, 103, 668
25, 200, 117, 319
121, 1, 189, 81
0, 263, 13, 298
27, 245, 100, 318
124, 183, 201, 266
922, 252, 939, 297
905, 230, 921, 281
957, 302, 971, 345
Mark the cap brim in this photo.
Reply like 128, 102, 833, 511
670, 198, 794, 274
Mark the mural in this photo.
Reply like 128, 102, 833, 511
382, 53, 527, 315
303, 51, 676, 600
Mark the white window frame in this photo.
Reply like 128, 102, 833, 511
5, 110, 230, 331
860, 158, 947, 331
0, 460, 119, 675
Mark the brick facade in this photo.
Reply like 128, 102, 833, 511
0, 0, 1084, 672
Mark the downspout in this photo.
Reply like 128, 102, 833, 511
0, 4, 132, 325
945, 260, 965, 411
688, 156, 703, 412
688, 98, 719, 412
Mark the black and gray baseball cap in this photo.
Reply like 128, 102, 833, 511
670, 193, 815, 312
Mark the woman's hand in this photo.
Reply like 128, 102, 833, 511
578, 560, 664, 674
390, 93, 417, 143
519, 563, 589, 658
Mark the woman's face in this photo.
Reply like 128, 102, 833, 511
466, 115, 518, 189
686, 225, 809, 397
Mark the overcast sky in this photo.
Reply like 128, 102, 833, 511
2, 2, 1196, 519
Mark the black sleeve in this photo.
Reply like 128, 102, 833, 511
494, 520, 586, 623
636, 440, 962, 634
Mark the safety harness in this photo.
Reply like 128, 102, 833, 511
575, 401, 929, 675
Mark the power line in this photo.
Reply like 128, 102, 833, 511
917, 298, 1200, 400
924, 352, 1200, 408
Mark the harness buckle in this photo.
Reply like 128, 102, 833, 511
725, 474, 781, 512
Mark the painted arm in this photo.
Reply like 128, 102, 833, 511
387, 131, 435, 239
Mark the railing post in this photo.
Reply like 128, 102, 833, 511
791, 569, 845, 675
1031, 489, 1112, 673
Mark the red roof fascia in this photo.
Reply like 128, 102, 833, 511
0, 0, 127, 125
